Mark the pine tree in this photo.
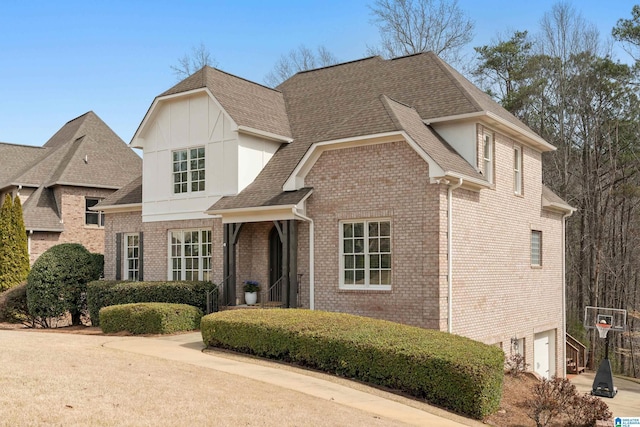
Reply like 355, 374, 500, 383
12, 196, 30, 284
0, 195, 15, 291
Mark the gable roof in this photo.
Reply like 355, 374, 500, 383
152, 66, 291, 139
0, 111, 142, 231
1, 111, 141, 191
95, 175, 143, 210
211, 52, 510, 211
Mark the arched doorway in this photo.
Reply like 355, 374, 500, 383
269, 226, 283, 303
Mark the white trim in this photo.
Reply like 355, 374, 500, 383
293, 209, 315, 310
93, 203, 142, 213
283, 131, 448, 191
424, 111, 556, 152
205, 191, 313, 224
514, 145, 522, 196
237, 125, 293, 143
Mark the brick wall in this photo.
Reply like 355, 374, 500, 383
103, 211, 142, 279
28, 186, 114, 263
305, 141, 442, 328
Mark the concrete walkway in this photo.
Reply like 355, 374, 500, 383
569, 371, 640, 418
103, 332, 482, 427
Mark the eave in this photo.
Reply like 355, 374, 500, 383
425, 111, 556, 153
91, 203, 142, 213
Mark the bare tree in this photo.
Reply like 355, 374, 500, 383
368, 0, 474, 65
170, 43, 218, 81
264, 45, 339, 87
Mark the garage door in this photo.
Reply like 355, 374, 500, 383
534, 330, 556, 379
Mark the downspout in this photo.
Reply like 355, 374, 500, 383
294, 209, 315, 310
447, 178, 463, 334
561, 211, 572, 377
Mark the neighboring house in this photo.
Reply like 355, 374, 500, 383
0, 111, 142, 263
98, 53, 573, 378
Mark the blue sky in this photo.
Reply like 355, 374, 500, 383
0, 0, 635, 149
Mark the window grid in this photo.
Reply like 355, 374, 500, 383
514, 146, 522, 195
531, 230, 542, 266
483, 134, 493, 184
172, 147, 205, 194
125, 234, 139, 281
85, 198, 104, 227
170, 229, 212, 280
341, 220, 391, 288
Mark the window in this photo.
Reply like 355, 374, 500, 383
172, 147, 205, 194
125, 234, 140, 281
531, 230, 542, 266
514, 146, 522, 195
85, 198, 104, 227
340, 220, 391, 289
169, 229, 212, 281
483, 133, 494, 184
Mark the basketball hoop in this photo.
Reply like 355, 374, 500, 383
595, 322, 611, 339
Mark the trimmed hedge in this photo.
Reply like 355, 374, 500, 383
0, 282, 28, 323
201, 309, 504, 419
87, 280, 217, 326
100, 303, 203, 334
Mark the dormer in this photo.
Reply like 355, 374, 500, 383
131, 67, 291, 222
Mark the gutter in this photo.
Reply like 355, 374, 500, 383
293, 209, 315, 310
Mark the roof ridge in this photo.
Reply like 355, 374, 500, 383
203, 65, 283, 93
63, 111, 94, 126
427, 52, 483, 112
45, 137, 85, 187
295, 55, 380, 75
0, 141, 46, 149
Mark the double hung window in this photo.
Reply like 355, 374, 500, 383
340, 220, 391, 289
125, 234, 140, 281
169, 229, 212, 280
172, 147, 205, 194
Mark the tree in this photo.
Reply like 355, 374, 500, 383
27, 243, 101, 327
11, 196, 29, 285
264, 45, 339, 87
170, 42, 218, 81
368, 0, 474, 65
612, 5, 640, 60
0, 195, 16, 291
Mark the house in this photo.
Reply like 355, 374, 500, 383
98, 53, 573, 379
0, 111, 142, 263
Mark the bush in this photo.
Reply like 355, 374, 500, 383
87, 280, 217, 326
89, 253, 104, 279
99, 303, 203, 334
26, 243, 101, 327
201, 309, 503, 419
0, 282, 29, 323
526, 376, 612, 427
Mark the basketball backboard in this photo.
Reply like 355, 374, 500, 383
584, 306, 627, 332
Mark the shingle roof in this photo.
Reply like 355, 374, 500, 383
21, 186, 63, 232
0, 111, 142, 230
159, 66, 291, 138
2, 112, 141, 190
209, 52, 503, 211
96, 175, 142, 208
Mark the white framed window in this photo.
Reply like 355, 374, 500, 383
340, 219, 391, 290
514, 146, 522, 195
124, 234, 140, 281
483, 133, 494, 184
531, 230, 542, 266
172, 147, 205, 194
169, 229, 212, 281
85, 198, 104, 227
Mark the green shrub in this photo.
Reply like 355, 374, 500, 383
87, 280, 217, 326
89, 253, 104, 279
201, 309, 504, 419
99, 302, 203, 334
0, 282, 29, 323
26, 243, 101, 327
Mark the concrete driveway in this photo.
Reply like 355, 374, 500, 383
570, 371, 640, 417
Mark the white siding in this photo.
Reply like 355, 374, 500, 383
432, 122, 477, 167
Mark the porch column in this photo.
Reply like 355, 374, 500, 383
280, 220, 298, 308
223, 223, 242, 306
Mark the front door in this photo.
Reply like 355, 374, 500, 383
269, 226, 283, 303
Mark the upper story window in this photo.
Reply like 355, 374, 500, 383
531, 230, 542, 267
85, 198, 104, 227
340, 219, 392, 290
172, 147, 205, 194
483, 133, 494, 184
514, 146, 522, 195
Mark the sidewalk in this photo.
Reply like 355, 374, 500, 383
569, 371, 640, 418
103, 332, 482, 427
